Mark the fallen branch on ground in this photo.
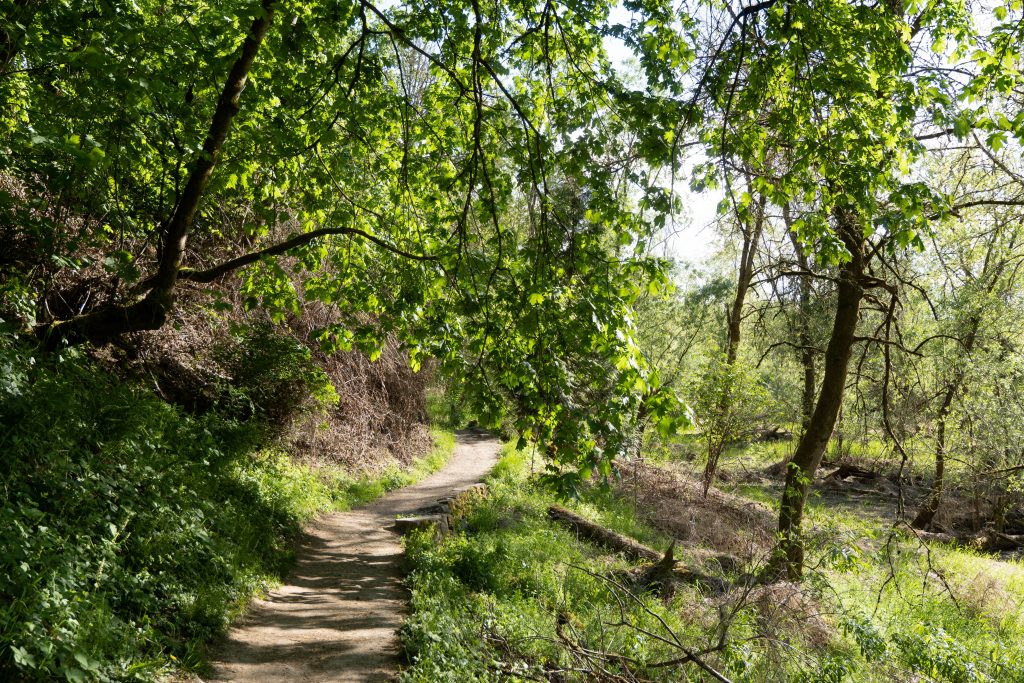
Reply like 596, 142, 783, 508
548, 505, 663, 562
547, 505, 732, 594
912, 528, 1024, 552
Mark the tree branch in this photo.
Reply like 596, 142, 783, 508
174, 226, 436, 285
38, 0, 277, 346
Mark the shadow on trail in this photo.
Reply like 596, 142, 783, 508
207, 430, 501, 683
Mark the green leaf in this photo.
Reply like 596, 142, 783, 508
987, 131, 1007, 151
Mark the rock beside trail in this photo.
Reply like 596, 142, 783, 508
393, 482, 490, 537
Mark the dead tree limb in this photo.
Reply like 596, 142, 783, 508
912, 528, 1024, 552
548, 506, 733, 595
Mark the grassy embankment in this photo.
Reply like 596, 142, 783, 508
0, 340, 453, 682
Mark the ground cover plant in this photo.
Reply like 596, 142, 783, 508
401, 442, 1024, 682
0, 336, 453, 681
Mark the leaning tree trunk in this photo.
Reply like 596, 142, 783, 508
774, 209, 864, 580
703, 188, 765, 494
797, 318, 816, 435
724, 190, 765, 365
37, 0, 277, 347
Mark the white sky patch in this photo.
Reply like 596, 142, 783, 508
603, 4, 724, 266
664, 181, 723, 264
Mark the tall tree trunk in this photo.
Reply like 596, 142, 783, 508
798, 332, 816, 436
702, 186, 765, 494
774, 208, 864, 580
37, 0, 277, 347
912, 319, 980, 529
784, 204, 815, 436
724, 191, 765, 364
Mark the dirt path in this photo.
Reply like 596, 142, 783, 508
206, 431, 501, 683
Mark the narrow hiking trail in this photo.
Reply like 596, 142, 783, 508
206, 431, 502, 683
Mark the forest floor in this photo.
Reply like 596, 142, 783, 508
397, 440, 1024, 681
203, 430, 501, 683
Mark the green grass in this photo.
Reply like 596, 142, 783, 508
674, 427, 972, 484
726, 437, 1024, 682
402, 438, 1024, 682
401, 445, 798, 682
665, 430, 795, 470
0, 340, 454, 682
817, 542, 1024, 682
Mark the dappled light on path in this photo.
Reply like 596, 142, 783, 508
207, 431, 501, 682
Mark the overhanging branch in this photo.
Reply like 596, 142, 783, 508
175, 226, 437, 285
930, 197, 1024, 219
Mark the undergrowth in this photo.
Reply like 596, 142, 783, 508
401, 445, 768, 681
0, 338, 452, 682
401, 442, 1024, 682
822, 532, 1024, 682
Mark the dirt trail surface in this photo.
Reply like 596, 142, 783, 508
206, 431, 501, 683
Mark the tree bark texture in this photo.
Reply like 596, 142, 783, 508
775, 208, 864, 579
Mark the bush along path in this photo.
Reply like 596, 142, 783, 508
205, 431, 502, 683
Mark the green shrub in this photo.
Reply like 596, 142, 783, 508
0, 339, 337, 681
213, 322, 338, 426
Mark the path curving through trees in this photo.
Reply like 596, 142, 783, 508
206, 431, 501, 682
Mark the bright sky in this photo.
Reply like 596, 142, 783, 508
663, 181, 723, 265
603, 7, 724, 266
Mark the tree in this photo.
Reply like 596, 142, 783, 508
3, 0, 1024, 578
0, 0, 690, 465
911, 151, 1024, 528
691, 352, 777, 494
699, 171, 768, 491
667, 0, 1024, 578
783, 203, 819, 437
631, 264, 731, 459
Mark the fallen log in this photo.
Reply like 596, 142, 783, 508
394, 483, 490, 538
911, 529, 959, 544
912, 528, 1024, 552
753, 426, 793, 442
394, 514, 451, 536
548, 505, 733, 594
548, 505, 662, 563
826, 464, 881, 481
982, 532, 1024, 552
